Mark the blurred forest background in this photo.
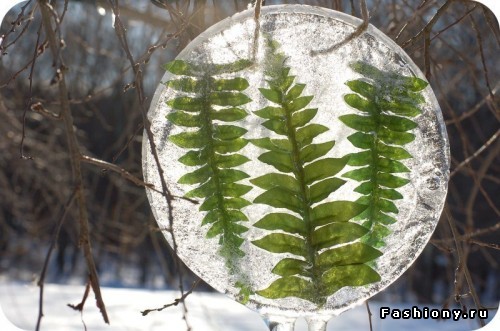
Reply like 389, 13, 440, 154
0, 0, 498, 326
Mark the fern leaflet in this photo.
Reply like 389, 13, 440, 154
340, 61, 428, 248
164, 59, 253, 268
251, 41, 381, 306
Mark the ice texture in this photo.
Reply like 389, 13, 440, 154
142, 4, 449, 319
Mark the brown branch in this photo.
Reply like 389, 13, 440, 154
423, 30, 431, 79
68, 281, 91, 312
20, 22, 44, 159
0, 0, 37, 53
429, 4, 477, 43
468, 240, 500, 250
252, 0, 263, 60
402, 0, 453, 49
141, 279, 201, 316
0, 53, 41, 87
112, 122, 144, 163
394, 0, 433, 43
36, 190, 77, 331
482, 5, 500, 45
38, 0, 109, 324
81, 154, 199, 204
445, 83, 500, 125
107, 1, 191, 328
81, 154, 158, 191
450, 129, 499, 177
365, 300, 373, 331
148, 221, 175, 286
431, 222, 500, 244
30, 101, 61, 120
469, 13, 497, 104
310, 0, 369, 56
99, 1, 171, 28
445, 209, 485, 327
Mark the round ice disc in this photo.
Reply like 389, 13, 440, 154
143, 4, 449, 317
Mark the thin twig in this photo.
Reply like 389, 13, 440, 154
39, 0, 109, 323
112, 122, 144, 163
81, 155, 157, 191
149, 222, 175, 285
429, 5, 477, 43
30, 101, 61, 120
107, 1, 190, 328
445, 209, 485, 327
311, 0, 369, 56
0, 0, 36, 53
450, 129, 499, 177
469, 14, 496, 104
423, 30, 431, 79
445, 83, 499, 125
80, 154, 199, 204
431, 222, 500, 244
141, 279, 201, 316
252, 0, 263, 60
402, 0, 453, 48
20, 19, 44, 160
482, 5, 500, 46
36, 190, 77, 331
67, 281, 91, 312
394, 0, 433, 43
365, 301, 373, 331
468, 240, 500, 250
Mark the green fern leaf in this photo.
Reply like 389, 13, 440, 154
250, 40, 379, 307
321, 265, 381, 294
340, 61, 428, 248
311, 201, 367, 226
317, 243, 383, 268
164, 59, 253, 270
253, 188, 302, 213
250, 173, 300, 193
311, 223, 368, 250
253, 233, 308, 257
256, 276, 314, 302
253, 213, 306, 235
299, 141, 336, 162
210, 108, 248, 121
212, 138, 248, 153
211, 77, 249, 91
308, 178, 345, 204
272, 258, 309, 277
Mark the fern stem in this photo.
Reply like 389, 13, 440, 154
282, 87, 323, 306
252, 47, 379, 306
367, 114, 381, 232
200, 72, 239, 266
341, 61, 428, 248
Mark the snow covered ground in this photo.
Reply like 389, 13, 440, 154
0, 282, 497, 331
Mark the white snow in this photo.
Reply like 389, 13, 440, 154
1, 282, 497, 331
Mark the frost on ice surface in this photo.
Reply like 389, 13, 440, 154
142, 4, 449, 318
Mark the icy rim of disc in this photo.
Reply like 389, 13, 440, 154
142, 4, 450, 317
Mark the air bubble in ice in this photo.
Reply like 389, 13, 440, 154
427, 170, 443, 190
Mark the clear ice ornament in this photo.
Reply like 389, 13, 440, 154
142, 5, 449, 330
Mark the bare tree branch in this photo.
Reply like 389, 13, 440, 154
36, 191, 77, 331
445, 208, 485, 327
38, 0, 109, 324
141, 279, 201, 316
310, 0, 369, 56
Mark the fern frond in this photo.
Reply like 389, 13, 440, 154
164, 59, 253, 269
251, 41, 380, 307
340, 61, 428, 248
